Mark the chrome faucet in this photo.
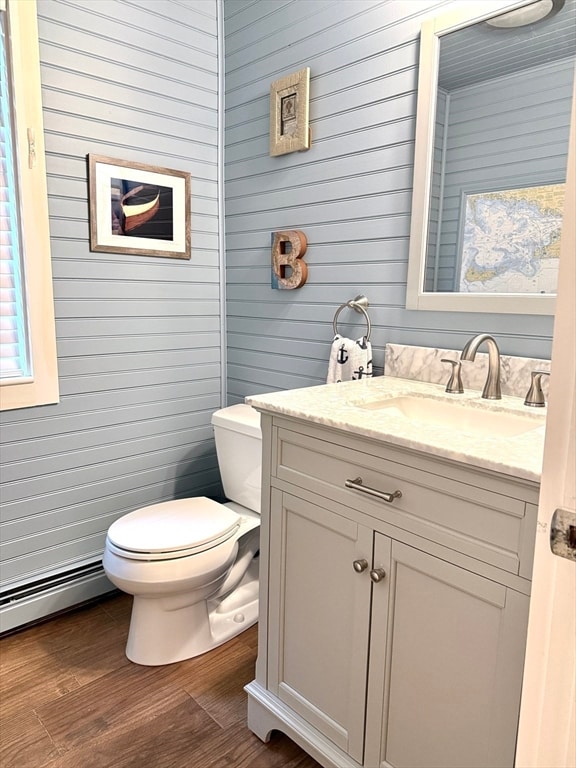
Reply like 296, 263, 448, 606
460, 334, 502, 400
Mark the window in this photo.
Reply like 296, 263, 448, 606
0, 0, 58, 411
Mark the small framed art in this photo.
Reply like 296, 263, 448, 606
269, 67, 311, 157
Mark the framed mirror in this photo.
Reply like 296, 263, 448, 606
406, 0, 575, 314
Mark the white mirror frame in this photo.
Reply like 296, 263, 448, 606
406, 0, 568, 315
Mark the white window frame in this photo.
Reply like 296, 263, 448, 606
1, 0, 58, 411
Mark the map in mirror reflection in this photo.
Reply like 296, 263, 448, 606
425, 0, 575, 296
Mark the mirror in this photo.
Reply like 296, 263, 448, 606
406, 0, 575, 314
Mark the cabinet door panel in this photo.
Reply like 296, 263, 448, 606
367, 539, 530, 768
268, 490, 373, 762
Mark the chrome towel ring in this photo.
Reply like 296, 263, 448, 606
332, 295, 371, 341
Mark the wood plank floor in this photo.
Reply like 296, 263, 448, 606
0, 593, 323, 768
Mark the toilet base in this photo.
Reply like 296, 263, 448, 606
126, 558, 259, 665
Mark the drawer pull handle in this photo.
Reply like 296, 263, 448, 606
353, 559, 368, 573
370, 568, 386, 583
345, 477, 402, 504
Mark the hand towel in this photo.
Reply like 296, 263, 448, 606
327, 334, 373, 383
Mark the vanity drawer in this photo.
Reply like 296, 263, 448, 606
272, 422, 537, 576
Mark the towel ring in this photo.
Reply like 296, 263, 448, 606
333, 295, 371, 341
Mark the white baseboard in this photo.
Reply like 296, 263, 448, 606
0, 570, 116, 634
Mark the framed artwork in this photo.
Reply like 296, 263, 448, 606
457, 183, 564, 294
88, 155, 191, 259
269, 67, 311, 157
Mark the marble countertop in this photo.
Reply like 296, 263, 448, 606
246, 377, 546, 483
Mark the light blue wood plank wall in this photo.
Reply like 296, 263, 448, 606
435, 58, 574, 291
223, 0, 558, 403
0, 0, 569, 627
425, 88, 447, 291
0, 0, 222, 606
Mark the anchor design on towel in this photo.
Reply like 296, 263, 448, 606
353, 362, 373, 380
337, 344, 349, 364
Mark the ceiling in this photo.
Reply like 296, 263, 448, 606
438, 0, 576, 91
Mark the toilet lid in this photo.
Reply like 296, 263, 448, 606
106, 497, 241, 558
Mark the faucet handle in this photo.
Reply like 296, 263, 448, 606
524, 370, 550, 407
441, 359, 464, 394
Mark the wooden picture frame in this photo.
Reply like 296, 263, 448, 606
88, 154, 191, 259
269, 67, 311, 157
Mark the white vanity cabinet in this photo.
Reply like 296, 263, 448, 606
246, 414, 540, 768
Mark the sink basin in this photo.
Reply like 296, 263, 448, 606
355, 395, 544, 438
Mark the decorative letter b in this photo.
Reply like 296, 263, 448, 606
271, 230, 308, 289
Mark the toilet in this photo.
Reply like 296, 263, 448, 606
102, 403, 262, 666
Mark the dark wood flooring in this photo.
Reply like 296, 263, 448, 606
0, 593, 322, 768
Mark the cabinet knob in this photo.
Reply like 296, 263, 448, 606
369, 568, 386, 583
353, 559, 368, 573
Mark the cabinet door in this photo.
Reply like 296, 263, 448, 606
365, 538, 530, 768
268, 490, 377, 763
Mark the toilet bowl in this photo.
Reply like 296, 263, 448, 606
102, 403, 261, 666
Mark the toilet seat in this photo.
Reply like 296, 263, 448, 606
106, 497, 241, 561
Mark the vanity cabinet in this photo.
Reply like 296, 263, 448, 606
365, 537, 529, 768
246, 414, 539, 768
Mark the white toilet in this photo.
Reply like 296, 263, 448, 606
102, 403, 262, 666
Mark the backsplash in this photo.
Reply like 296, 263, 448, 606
384, 344, 551, 400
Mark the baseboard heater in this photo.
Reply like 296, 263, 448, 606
0, 560, 115, 635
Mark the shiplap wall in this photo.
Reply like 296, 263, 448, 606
0, 0, 221, 626
223, 0, 559, 403
435, 58, 574, 291
425, 88, 447, 291
0, 0, 570, 629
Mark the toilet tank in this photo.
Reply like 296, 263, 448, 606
211, 404, 262, 513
